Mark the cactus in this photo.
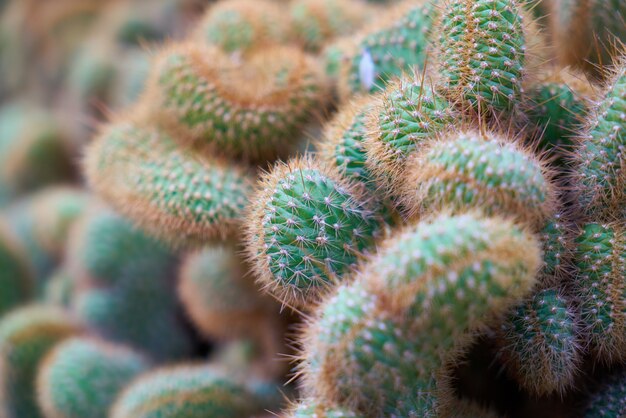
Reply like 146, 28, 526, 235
37, 337, 149, 418
246, 157, 382, 307
301, 212, 541, 416
110, 365, 270, 418
290, 0, 371, 52
0, 305, 83, 418
43, 267, 74, 308
147, 43, 327, 162
0, 220, 33, 315
330, 1, 438, 100
538, 211, 573, 285
496, 288, 580, 396
434, 0, 529, 118
364, 76, 457, 188
401, 130, 555, 229
84, 119, 254, 244
195, 0, 290, 53
574, 221, 626, 363
572, 57, 625, 218
289, 400, 362, 418
583, 369, 626, 418
67, 206, 194, 361
525, 68, 595, 164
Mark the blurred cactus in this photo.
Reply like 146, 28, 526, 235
584, 369, 626, 418
0, 220, 33, 315
37, 337, 149, 418
0, 305, 83, 418
43, 267, 75, 308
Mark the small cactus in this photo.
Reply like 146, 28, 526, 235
572, 57, 625, 218
110, 365, 270, 418
147, 43, 327, 162
401, 130, 555, 229
246, 157, 382, 307
0, 220, 33, 315
290, 0, 371, 52
301, 212, 541, 416
583, 369, 626, 418
195, 0, 291, 53
574, 221, 626, 363
37, 337, 149, 418
496, 288, 581, 396
84, 119, 254, 244
538, 211, 573, 285
0, 305, 83, 418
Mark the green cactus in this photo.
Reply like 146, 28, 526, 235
0, 220, 33, 315
290, 0, 371, 52
246, 157, 382, 307
525, 69, 595, 165
289, 400, 362, 418
364, 76, 457, 188
401, 130, 555, 229
574, 221, 626, 363
0, 305, 83, 418
573, 57, 625, 217
68, 206, 194, 361
538, 211, 573, 285
496, 288, 580, 396
331, 1, 437, 100
149, 43, 327, 161
110, 365, 269, 418
302, 212, 541, 416
195, 0, 291, 53
37, 337, 149, 418
584, 370, 626, 418
84, 119, 253, 244
435, 0, 528, 116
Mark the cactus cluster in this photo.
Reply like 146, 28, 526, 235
1, 0, 625, 416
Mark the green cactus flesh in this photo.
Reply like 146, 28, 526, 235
38, 338, 149, 418
0, 223, 32, 315
584, 370, 626, 418
574, 62, 625, 216
290, 400, 362, 418
498, 288, 579, 395
575, 222, 626, 363
436, 0, 526, 115
304, 213, 540, 416
0, 305, 83, 418
249, 159, 381, 306
539, 212, 570, 284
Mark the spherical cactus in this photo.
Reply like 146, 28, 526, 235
146, 43, 327, 162
37, 337, 149, 418
401, 130, 556, 229
178, 245, 272, 340
0, 102, 74, 203
110, 365, 266, 418
525, 68, 596, 164
246, 157, 382, 307
195, 0, 291, 53
84, 119, 254, 245
331, 1, 438, 100
0, 305, 83, 418
496, 288, 580, 396
574, 221, 626, 364
434, 0, 530, 118
583, 369, 626, 418
364, 76, 457, 189
290, 0, 371, 52
0, 220, 33, 315
302, 212, 541, 416
67, 206, 194, 361
572, 57, 625, 218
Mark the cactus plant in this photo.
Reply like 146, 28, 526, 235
583, 369, 626, 418
0, 305, 83, 418
110, 365, 272, 418
290, 0, 372, 52
496, 288, 580, 396
67, 206, 194, 361
401, 130, 556, 229
301, 212, 541, 416
195, 0, 291, 53
246, 157, 382, 307
538, 211, 573, 285
288, 400, 362, 418
43, 267, 74, 308
574, 221, 626, 363
84, 119, 254, 244
572, 57, 625, 218
0, 220, 33, 315
147, 43, 327, 162
37, 337, 149, 418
